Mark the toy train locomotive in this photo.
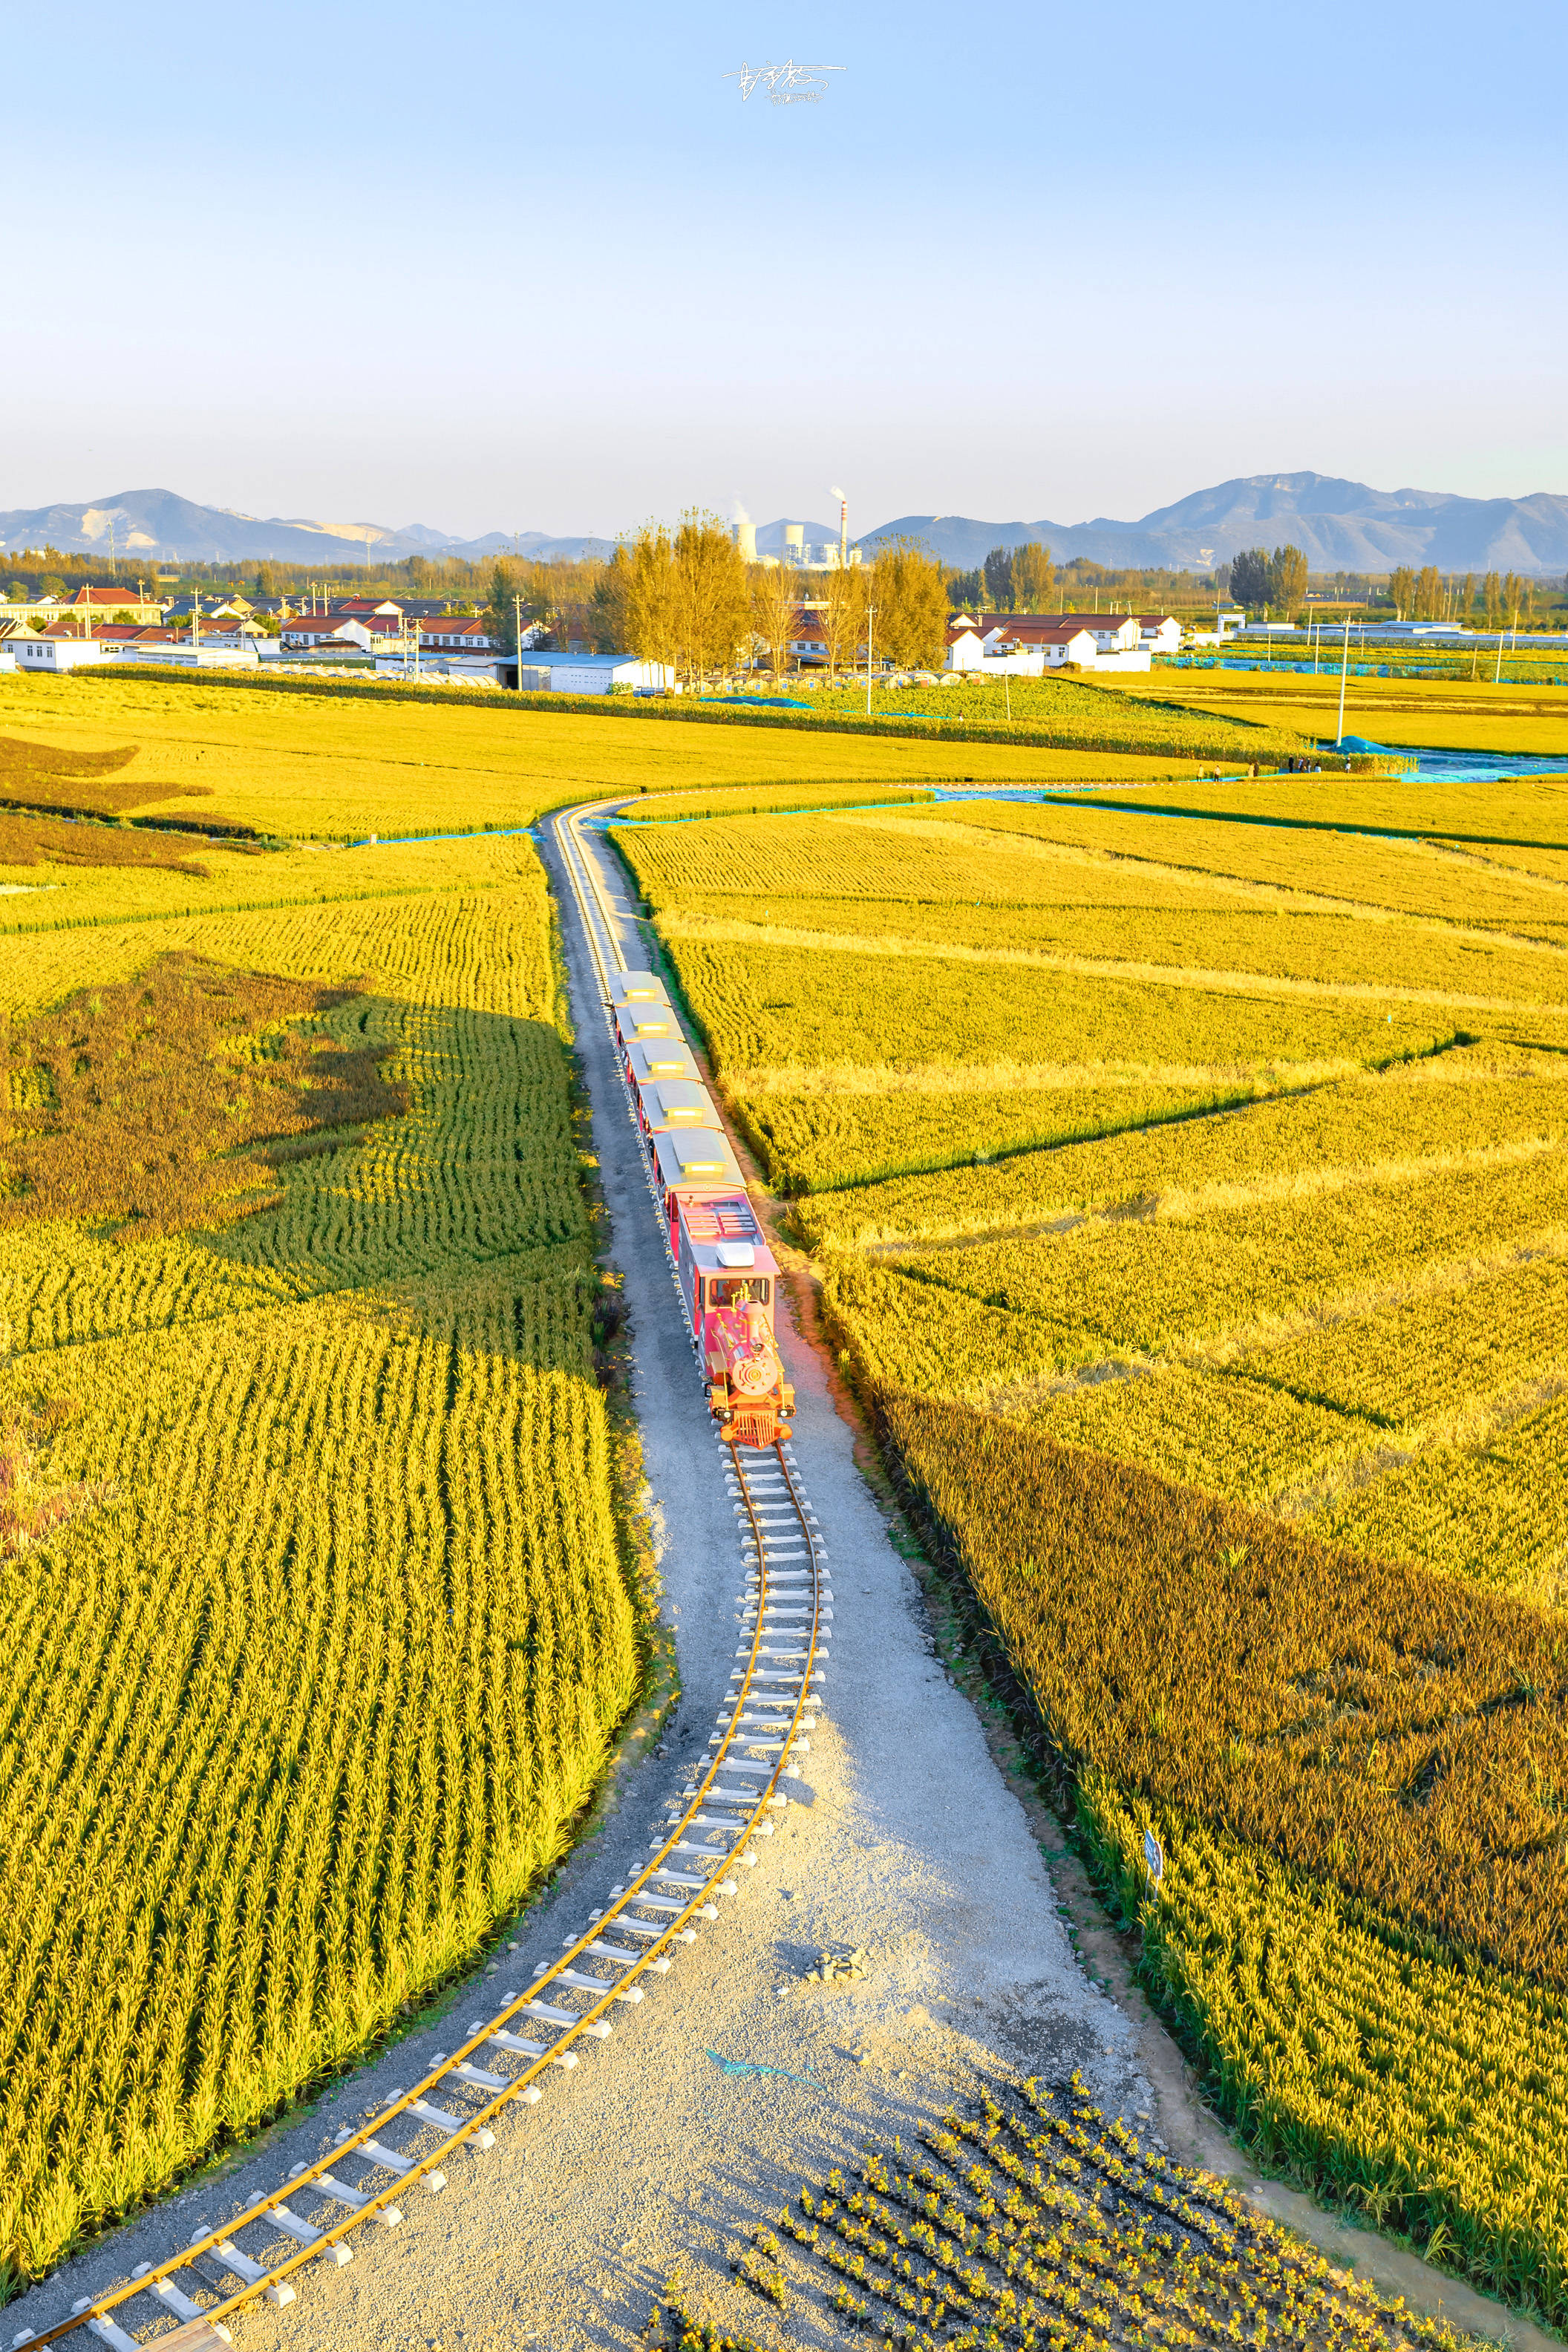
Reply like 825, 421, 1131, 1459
612, 970, 794, 1448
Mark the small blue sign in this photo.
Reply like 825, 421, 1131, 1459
1143, 1829, 1165, 1891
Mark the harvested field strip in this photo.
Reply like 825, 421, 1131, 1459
1085, 1774, 1568, 2325
659, 909, 1567, 1018
794, 1058, 1568, 1251
897, 797, 1568, 932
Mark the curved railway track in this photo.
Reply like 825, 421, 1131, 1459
21, 803, 829, 2352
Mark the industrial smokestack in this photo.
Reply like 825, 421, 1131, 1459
830, 486, 849, 569
734, 520, 757, 562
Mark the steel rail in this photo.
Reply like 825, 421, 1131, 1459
24, 798, 825, 2352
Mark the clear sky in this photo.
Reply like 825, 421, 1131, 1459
2, 0, 1563, 540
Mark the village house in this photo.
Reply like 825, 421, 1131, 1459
946, 618, 1100, 673
279, 615, 375, 653
945, 610, 1154, 673
420, 615, 497, 652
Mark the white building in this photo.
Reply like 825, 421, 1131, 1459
1137, 615, 1183, 655
280, 616, 374, 653
944, 615, 1153, 673
512, 653, 673, 693
0, 636, 257, 672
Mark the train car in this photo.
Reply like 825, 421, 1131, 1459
670, 1192, 794, 1447
615, 999, 685, 1081
636, 1077, 719, 1154
652, 1126, 744, 1224
626, 1038, 702, 1088
610, 968, 670, 1008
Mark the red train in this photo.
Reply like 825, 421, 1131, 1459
674, 1194, 793, 1448
610, 969, 792, 1446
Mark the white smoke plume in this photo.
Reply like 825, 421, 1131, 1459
730, 497, 752, 524
829, 485, 847, 506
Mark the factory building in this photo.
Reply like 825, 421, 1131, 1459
732, 521, 862, 570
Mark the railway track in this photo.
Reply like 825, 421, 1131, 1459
21, 805, 828, 2352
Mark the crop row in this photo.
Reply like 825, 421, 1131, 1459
1086, 1772, 1568, 2322
734, 2076, 1463, 2352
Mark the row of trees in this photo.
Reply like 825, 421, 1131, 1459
483, 515, 951, 682
1385, 565, 1538, 627
1226, 544, 1310, 618
946, 541, 1057, 613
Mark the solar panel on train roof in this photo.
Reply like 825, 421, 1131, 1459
654, 1127, 743, 1186
627, 1039, 701, 1085
641, 1079, 716, 1128
615, 1002, 682, 1045
610, 969, 670, 1007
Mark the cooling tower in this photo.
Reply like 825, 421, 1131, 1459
734, 522, 758, 562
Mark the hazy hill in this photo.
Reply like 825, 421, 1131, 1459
861, 474, 1568, 573
4, 476, 1564, 575
0, 489, 538, 568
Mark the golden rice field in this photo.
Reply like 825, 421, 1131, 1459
0, 807, 641, 2288
1111, 664, 1568, 757
618, 785, 1568, 2318
0, 670, 1232, 843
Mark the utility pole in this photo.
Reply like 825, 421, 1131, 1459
864, 604, 876, 716
514, 592, 525, 693
1335, 614, 1351, 747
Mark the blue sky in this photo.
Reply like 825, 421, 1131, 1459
2, 0, 1563, 538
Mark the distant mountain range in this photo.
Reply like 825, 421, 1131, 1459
0, 489, 567, 569
863, 475, 1568, 575
2, 475, 1565, 575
